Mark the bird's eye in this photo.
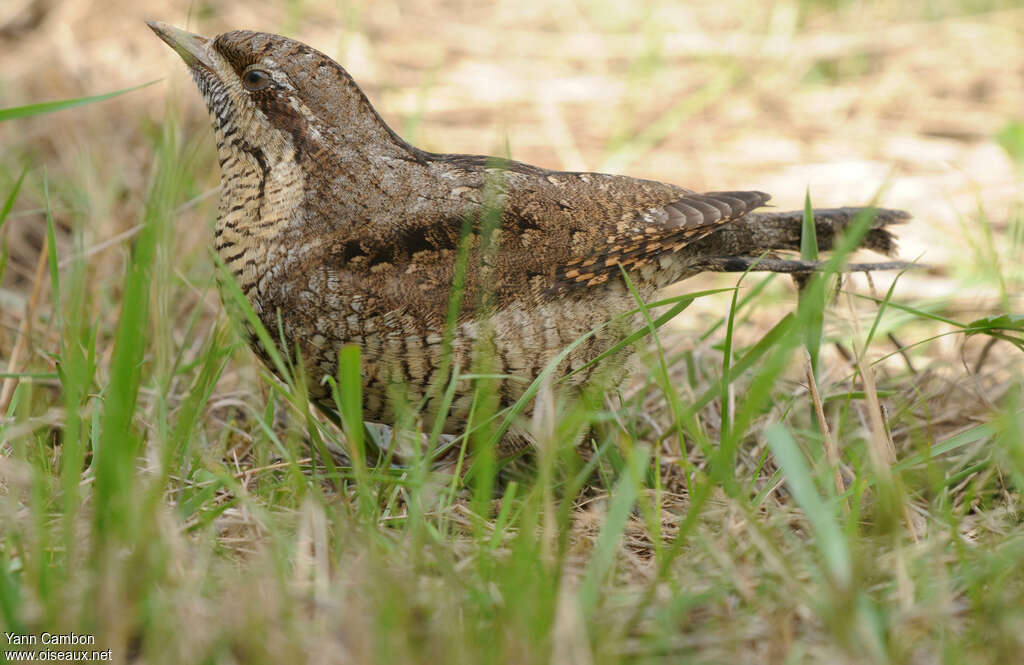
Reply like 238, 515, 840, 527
242, 69, 272, 91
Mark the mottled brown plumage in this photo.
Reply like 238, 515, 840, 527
148, 22, 910, 451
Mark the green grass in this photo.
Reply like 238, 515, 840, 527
2, 3, 1024, 663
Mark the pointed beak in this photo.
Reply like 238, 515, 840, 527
146, 21, 214, 70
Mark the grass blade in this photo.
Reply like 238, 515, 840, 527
0, 165, 28, 230
765, 423, 851, 587
577, 443, 649, 618
799, 189, 824, 376
0, 81, 160, 122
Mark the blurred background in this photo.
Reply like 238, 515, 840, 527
1, 0, 1022, 394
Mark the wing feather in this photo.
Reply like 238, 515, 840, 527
555, 190, 770, 288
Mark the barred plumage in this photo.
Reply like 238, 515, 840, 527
149, 21, 911, 451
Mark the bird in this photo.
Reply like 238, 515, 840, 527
147, 21, 910, 456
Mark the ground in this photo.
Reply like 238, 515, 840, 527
1, 1, 1022, 663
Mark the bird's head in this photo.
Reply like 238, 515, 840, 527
147, 21, 409, 168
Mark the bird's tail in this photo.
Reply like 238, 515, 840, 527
680, 206, 915, 275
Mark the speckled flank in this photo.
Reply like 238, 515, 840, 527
153, 25, 907, 451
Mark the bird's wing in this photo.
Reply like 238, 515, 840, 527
322, 160, 771, 323
491, 167, 769, 291
553, 188, 770, 288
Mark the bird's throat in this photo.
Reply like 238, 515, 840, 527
213, 126, 305, 298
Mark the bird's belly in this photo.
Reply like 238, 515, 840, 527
251, 281, 643, 431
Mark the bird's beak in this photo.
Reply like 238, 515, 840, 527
146, 21, 214, 70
